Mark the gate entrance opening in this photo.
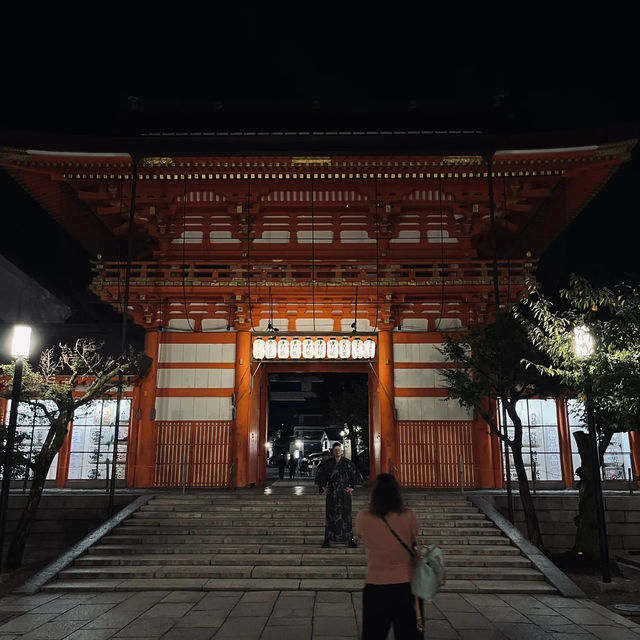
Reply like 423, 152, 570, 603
265, 371, 369, 484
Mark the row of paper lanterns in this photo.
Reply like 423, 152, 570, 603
252, 336, 376, 360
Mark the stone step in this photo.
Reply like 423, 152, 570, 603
115, 523, 495, 536
40, 577, 557, 594
141, 504, 482, 513
134, 509, 487, 519
100, 533, 513, 546
75, 553, 531, 568
41, 491, 558, 595
89, 543, 522, 556
60, 563, 543, 581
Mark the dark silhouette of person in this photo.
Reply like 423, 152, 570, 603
277, 455, 286, 480
288, 456, 297, 479
315, 442, 362, 548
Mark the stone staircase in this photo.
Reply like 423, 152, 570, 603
41, 490, 557, 593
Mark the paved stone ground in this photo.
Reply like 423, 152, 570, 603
0, 589, 639, 639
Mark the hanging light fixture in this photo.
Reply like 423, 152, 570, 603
314, 337, 326, 359
338, 337, 351, 359
290, 336, 302, 359
352, 336, 364, 359
265, 336, 278, 359
364, 336, 376, 359
277, 337, 290, 359
302, 336, 314, 359
327, 336, 339, 359
253, 336, 265, 360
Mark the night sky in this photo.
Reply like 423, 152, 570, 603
1, 6, 639, 322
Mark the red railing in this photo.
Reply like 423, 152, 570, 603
93, 259, 534, 287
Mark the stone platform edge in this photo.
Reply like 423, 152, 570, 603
14, 493, 157, 595
469, 494, 585, 598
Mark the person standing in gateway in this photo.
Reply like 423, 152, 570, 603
315, 441, 362, 548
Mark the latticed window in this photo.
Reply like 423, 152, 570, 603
501, 399, 562, 482
567, 399, 633, 482
68, 399, 130, 481
2, 400, 59, 481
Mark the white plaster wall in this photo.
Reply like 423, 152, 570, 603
157, 368, 234, 389
155, 396, 233, 421
393, 343, 446, 363
158, 343, 236, 364
394, 397, 473, 421
394, 369, 448, 389
156, 340, 236, 420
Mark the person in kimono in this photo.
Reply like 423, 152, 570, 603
315, 441, 363, 548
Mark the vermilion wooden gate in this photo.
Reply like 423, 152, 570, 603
396, 420, 475, 487
154, 420, 232, 487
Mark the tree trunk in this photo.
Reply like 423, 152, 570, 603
4, 454, 53, 570
573, 430, 601, 559
599, 430, 613, 468
510, 441, 545, 550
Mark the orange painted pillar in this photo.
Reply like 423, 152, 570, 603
55, 421, 73, 488
377, 330, 396, 476
556, 397, 574, 488
234, 330, 251, 487
471, 397, 496, 488
0, 398, 6, 425
131, 330, 159, 487
629, 431, 640, 487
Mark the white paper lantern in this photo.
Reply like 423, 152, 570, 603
364, 337, 376, 359
338, 337, 351, 359
277, 338, 290, 359
290, 336, 302, 359
302, 337, 314, 359
352, 337, 364, 359
327, 337, 339, 359
265, 336, 278, 359
252, 337, 265, 360
314, 338, 326, 359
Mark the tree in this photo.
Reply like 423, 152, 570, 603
0, 339, 146, 570
438, 310, 558, 549
519, 275, 640, 559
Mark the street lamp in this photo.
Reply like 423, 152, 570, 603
0, 324, 32, 571
573, 324, 611, 583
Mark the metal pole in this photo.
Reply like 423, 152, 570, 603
0, 358, 24, 571
487, 154, 514, 522
182, 449, 188, 495
109, 155, 139, 517
629, 467, 634, 496
586, 381, 611, 582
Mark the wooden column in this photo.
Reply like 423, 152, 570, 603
0, 398, 6, 425
131, 330, 159, 487
376, 330, 396, 475
629, 431, 640, 487
471, 397, 496, 487
556, 397, 574, 488
55, 421, 73, 488
234, 330, 251, 487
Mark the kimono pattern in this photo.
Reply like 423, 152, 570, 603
315, 456, 363, 542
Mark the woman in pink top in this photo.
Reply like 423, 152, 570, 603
355, 473, 423, 639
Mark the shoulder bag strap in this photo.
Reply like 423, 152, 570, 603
381, 515, 415, 558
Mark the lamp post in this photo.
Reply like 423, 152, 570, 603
0, 325, 31, 571
573, 325, 611, 583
